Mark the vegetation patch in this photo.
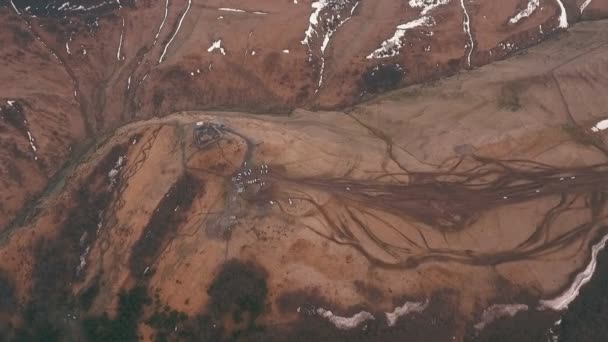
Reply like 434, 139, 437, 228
11, 144, 128, 341
0, 270, 16, 313
207, 259, 268, 323
79, 279, 101, 311
562, 123, 601, 146
173, 259, 269, 341
145, 301, 188, 342
83, 286, 150, 342
129, 173, 202, 277
497, 83, 521, 112
361, 64, 404, 94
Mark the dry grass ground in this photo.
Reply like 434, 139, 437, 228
1, 19, 608, 341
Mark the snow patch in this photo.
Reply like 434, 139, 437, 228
385, 300, 429, 326
555, 0, 569, 28
591, 119, 608, 132
367, 16, 434, 59
208, 39, 226, 55
474, 304, 528, 331
301, 1, 358, 50
409, 0, 451, 15
301, 1, 326, 47
499, 41, 516, 50
316, 308, 375, 330
300, 1, 359, 92
539, 233, 608, 310
509, 0, 540, 24
108, 155, 125, 187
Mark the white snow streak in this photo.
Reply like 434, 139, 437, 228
580, 0, 593, 13
555, 0, 569, 28
219, 7, 245, 12
26, 131, 37, 152
474, 304, 528, 331
159, 0, 192, 63
460, 0, 474, 67
385, 300, 429, 326
316, 13, 355, 90
153, 0, 170, 46
10, 0, 21, 15
218, 8, 267, 14
26, 130, 38, 160
367, 16, 434, 59
76, 246, 90, 275
509, 0, 540, 24
539, 233, 608, 310
316, 308, 375, 330
116, 17, 125, 61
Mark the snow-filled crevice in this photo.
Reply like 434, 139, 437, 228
555, 0, 569, 28
539, 233, 608, 311
580, 0, 593, 13
367, 0, 451, 59
409, 0, 451, 15
218, 8, 268, 15
367, 16, 434, 59
474, 304, 528, 331
117, 16, 125, 61
460, 0, 474, 68
300, 0, 360, 92
315, 308, 375, 329
509, 0, 540, 24
108, 155, 125, 188
159, 0, 192, 63
153, 0, 170, 46
385, 300, 429, 326
2, 101, 39, 161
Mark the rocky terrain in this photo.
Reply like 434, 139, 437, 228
1, 0, 608, 341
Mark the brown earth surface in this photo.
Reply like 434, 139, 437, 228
2, 0, 608, 232
2, 1, 608, 341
